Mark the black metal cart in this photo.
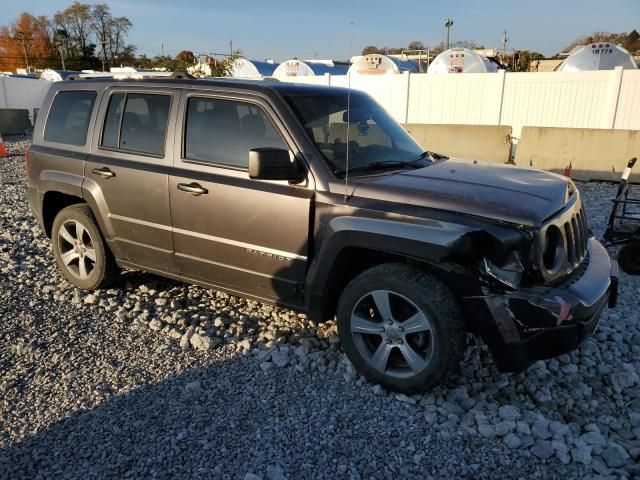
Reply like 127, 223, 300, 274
603, 157, 640, 274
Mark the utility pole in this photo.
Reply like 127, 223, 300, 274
55, 42, 66, 70
14, 32, 32, 71
229, 39, 233, 56
444, 18, 454, 50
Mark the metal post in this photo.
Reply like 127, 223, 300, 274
444, 18, 454, 50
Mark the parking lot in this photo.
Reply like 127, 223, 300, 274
0, 135, 638, 479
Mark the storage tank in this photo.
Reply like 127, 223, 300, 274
40, 69, 80, 82
427, 48, 499, 74
272, 59, 349, 78
556, 44, 638, 72
348, 54, 420, 75
230, 58, 279, 78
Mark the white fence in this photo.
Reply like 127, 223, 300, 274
280, 67, 640, 140
0, 76, 51, 120
1, 69, 639, 139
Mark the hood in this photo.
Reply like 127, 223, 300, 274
350, 158, 573, 227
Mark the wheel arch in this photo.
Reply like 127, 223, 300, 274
304, 216, 492, 322
42, 191, 85, 238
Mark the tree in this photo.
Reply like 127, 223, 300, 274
361, 45, 384, 55
54, 2, 94, 67
623, 30, 640, 53
0, 12, 55, 71
177, 50, 195, 63
407, 41, 425, 51
516, 50, 544, 71
91, 3, 112, 71
107, 16, 131, 67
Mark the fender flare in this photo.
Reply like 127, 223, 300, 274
303, 215, 526, 319
305, 216, 477, 304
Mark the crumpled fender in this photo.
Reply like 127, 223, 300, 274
304, 214, 525, 313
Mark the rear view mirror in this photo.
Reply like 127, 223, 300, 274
249, 148, 303, 182
342, 108, 370, 124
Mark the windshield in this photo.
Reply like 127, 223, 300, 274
283, 90, 426, 176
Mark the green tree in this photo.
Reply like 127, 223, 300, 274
361, 45, 384, 55
516, 50, 544, 71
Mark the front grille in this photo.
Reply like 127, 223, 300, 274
563, 206, 588, 267
538, 194, 589, 282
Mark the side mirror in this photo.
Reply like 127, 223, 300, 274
249, 148, 303, 182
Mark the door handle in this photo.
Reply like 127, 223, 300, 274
91, 167, 116, 179
177, 182, 208, 196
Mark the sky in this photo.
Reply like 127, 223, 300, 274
2, 0, 639, 60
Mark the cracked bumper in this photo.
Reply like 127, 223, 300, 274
483, 238, 617, 373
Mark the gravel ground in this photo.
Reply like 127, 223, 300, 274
0, 135, 638, 479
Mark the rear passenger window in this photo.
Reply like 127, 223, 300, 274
44, 91, 96, 146
100, 92, 171, 156
184, 97, 287, 168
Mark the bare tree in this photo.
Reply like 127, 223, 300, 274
53, 2, 94, 68
91, 3, 112, 71
107, 16, 131, 67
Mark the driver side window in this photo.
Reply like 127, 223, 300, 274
183, 97, 287, 168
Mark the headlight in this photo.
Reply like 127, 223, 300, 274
482, 252, 524, 290
542, 225, 566, 275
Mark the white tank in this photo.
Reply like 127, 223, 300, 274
348, 54, 420, 75
272, 59, 349, 78
40, 69, 79, 82
427, 48, 499, 74
230, 58, 279, 78
556, 43, 638, 72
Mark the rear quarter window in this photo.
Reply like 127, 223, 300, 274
44, 91, 96, 146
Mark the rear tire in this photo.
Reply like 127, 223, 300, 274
336, 263, 466, 393
618, 242, 640, 275
51, 204, 119, 290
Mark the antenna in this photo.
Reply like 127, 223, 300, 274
344, 20, 354, 202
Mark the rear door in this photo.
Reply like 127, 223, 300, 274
169, 90, 313, 305
85, 87, 178, 275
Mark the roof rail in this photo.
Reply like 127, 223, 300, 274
66, 71, 194, 81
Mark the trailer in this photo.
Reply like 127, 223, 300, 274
272, 59, 349, 78
348, 54, 420, 75
427, 48, 499, 74
229, 59, 279, 78
556, 43, 638, 72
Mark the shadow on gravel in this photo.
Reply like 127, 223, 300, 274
0, 351, 577, 480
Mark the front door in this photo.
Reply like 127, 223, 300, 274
169, 92, 312, 305
85, 88, 178, 275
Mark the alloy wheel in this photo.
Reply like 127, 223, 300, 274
350, 289, 434, 379
57, 220, 97, 280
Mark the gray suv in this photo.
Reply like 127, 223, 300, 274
27, 78, 617, 392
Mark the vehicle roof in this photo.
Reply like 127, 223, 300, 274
54, 77, 352, 97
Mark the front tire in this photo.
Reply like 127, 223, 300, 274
618, 242, 640, 275
336, 263, 466, 393
51, 204, 119, 290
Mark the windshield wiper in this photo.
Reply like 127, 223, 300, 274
334, 160, 422, 176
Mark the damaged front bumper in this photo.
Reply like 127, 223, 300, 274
479, 238, 617, 373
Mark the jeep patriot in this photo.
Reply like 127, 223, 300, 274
26, 78, 618, 392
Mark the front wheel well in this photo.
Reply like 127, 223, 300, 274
42, 191, 85, 237
317, 247, 458, 322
